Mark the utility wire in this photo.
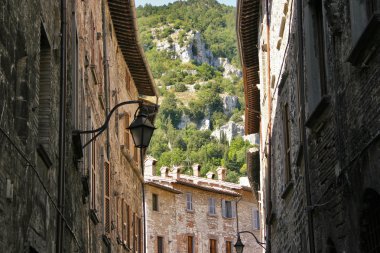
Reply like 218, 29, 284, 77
0, 126, 83, 252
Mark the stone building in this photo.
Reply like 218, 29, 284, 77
237, 0, 380, 252
0, 0, 158, 252
144, 159, 263, 253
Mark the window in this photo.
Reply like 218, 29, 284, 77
283, 103, 291, 184
153, 194, 159, 211
366, 0, 379, 19
125, 203, 131, 247
122, 112, 130, 149
360, 189, 380, 252
304, 0, 328, 115
126, 68, 131, 91
133, 213, 137, 252
208, 198, 216, 215
104, 161, 111, 234
188, 236, 194, 253
253, 207, 260, 230
222, 200, 236, 218
38, 25, 52, 149
116, 198, 121, 239
186, 193, 193, 211
226, 241, 232, 253
157, 236, 164, 253
138, 217, 142, 253
210, 239, 217, 253
90, 124, 97, 210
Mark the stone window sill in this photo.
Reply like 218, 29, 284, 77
305, 95, 331, 129
207, 213, 217, 217
348, 13, 380, 67
186, 209, 194, 213
281, 181, 294, 199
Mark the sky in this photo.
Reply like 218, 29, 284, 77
135, 0, 236, 7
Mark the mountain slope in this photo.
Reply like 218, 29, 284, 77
137, 0, 253, 183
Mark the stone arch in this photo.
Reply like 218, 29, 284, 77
360, 188, 380, 252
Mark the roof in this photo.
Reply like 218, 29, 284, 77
108, 0, 158, 97
145, 181, 182, 194
145, 174, 252, 197
236, 0, 261, 134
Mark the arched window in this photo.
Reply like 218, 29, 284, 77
360, 189, 380, 252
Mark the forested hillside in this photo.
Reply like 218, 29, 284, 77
137, 0, 254, 182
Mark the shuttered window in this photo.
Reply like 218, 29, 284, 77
210, 239, 217, 253
104, 161, 111, 234
38, 27, 52, 148
138, 217, 142, 253
283, 103, 291, 184
253, 207, 260, 230
226, 241, 232, 253
188, 236, 194, 253
314, 0, 327, 96
116, 197, 120, 239
91, 128, 96, 210
186, 193, 193, 211
133, 213, 137, 252
221, 200, 236, 218
208, 198, 216, 215
124, 113, 130, 149
158, 236, 164, 253
153, 194, 159, 211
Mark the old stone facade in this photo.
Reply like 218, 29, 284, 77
0, 0, 157, 252
144, 160, 263, 253
238, 0, 380, 252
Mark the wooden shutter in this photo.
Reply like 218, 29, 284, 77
38, 32, 52, 148
221, 200, 226, 218
210, 239, 217, 253
283, 104, 291, 183
153, 194, 158, 211
104, 161, 111, 234
120, 198, 125, 241
116, 197, 120, 238
158, 237, 163, 253
124, 113, 130, 149
138, 217, 142, 253
91, 128, 96, 209
226, 241, 232, 253
127, 204, 131, 247
231, 201, 236, 218
188, 236, 194, 253
133, 213, 137, 252
186, 193, 192, 210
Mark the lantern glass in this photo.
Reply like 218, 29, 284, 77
128, 111, 156, 148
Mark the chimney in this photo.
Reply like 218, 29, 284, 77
192, 164, 201, 177
144, 157, 157, 176
160, 166, 169, 178
172, 166, 181, 180
216, 166, 227, 181
206, 171, 215, 180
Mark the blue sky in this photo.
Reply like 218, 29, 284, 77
135, 0, 236, 7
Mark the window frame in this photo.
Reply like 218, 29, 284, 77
157, 236, 164, 253
221, 200, 236, 219
226, 241, 232, 253
210, 239, 217, 253
188, 236, 194, 253
208, 197, 216, 215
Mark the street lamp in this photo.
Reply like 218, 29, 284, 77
234, 234, 245, 253
72, 100, 157, 158
128, 107, 156, 148
234, 231, 266, 253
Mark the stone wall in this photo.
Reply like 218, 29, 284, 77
145, 171, 263, 253
254, 0, 380, 252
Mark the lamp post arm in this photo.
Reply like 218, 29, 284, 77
74, 100, 142, 148
238, 231, 266, 250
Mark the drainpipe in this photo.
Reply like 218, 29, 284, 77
297, 0, 315, 252
140, 148, 147, 253
265, 0, 272, 252
102, 0, 110, 159
56, 0, 67, 252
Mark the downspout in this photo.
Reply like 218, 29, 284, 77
297, 0, 315, 252
140, 148, 147, 253
265, 0, 272, 252
102, 0, 110, 159
57, 0, 67, 252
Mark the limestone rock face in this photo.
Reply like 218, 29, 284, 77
177, 114, 191, 129
222, 95, 239, 115
154, 28, 241, 78
211, 121, 245, 143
